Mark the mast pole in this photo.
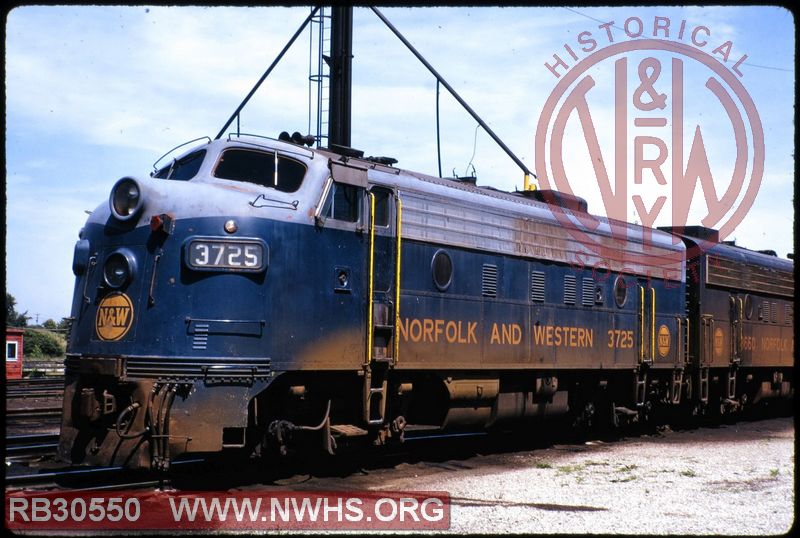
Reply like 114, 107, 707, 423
328, 6, 353, 147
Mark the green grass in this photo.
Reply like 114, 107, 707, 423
680, 469, 697, 478
533, 461, 553, 469
557, 464, 584, 474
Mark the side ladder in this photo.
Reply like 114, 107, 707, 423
362, 193, 402, 426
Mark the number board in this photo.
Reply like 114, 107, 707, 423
185, 238, 267, 272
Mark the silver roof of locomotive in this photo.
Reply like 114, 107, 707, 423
313, 144, 686, 280
88, 134, 685, 280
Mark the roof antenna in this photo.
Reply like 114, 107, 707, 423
465, 123, 480, 178
371, 6, 536, 190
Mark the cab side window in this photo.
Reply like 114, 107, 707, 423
323, 182, 363, 223
372, 188, 391, 227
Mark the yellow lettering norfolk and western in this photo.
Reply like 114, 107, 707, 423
761, 337, 791, 353
533, 325, 594, 348
423, 319, 434, 342
397, 318, 478, 344
490, 323, 522, 345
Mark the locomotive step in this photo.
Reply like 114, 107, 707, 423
330, 424, 369, 437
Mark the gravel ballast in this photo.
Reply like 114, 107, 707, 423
371, 416, 795, 535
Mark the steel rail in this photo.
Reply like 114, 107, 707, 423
6, 433, 60, 461
7, 433, 60, 445
8, 406, 62, 417
6, 377, 64, 388
5, 443, 59, 460
6, 390, 64, 399
5, 459, 207, 488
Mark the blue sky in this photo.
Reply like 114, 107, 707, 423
5, 6, 795, 323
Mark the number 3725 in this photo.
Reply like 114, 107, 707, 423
607, 329, 634, 349
187, 239, 266, 272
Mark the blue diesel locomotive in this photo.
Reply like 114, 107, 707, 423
57, 134, 793, 470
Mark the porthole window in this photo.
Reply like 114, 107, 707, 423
432, 250, 453, 291
614, 275, 627, 307
744, 294, 753, 319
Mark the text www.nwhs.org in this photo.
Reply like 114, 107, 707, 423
6, 491, 451, 531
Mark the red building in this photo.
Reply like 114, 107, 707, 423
6, 327, 24, 379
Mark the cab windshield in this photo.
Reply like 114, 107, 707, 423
154, 149, 206, 181
213, 148, 306, 193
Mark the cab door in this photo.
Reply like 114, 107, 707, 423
698, 314, 714, 403
637, 282, 655, 364
367, 186, 400, 363
729, 296, 743, 365
319, 162, 402, 426
363, 185, 402, 426
633, 281, 655, 407
314, 161, 371, 369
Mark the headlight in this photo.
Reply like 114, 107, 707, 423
103, 250, 136, 288
109, 177, 143, 221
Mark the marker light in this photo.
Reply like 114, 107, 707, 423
110, 178, 144, 221
150, 213, 175, 235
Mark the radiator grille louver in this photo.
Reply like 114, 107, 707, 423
192, 322, 209, 350
582, 277, 595, 307
482, 264, 498, 297
531, 271, 546, 302
564, 275, 576, 305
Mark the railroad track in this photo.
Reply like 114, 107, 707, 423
6, 433, 60, 462
6, 465, 157, 489
6, 459, 206, 490
6, 377, 65, 387
6, 378, 64, 432
6, 377, 65, 399
7, 406, 62, 421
